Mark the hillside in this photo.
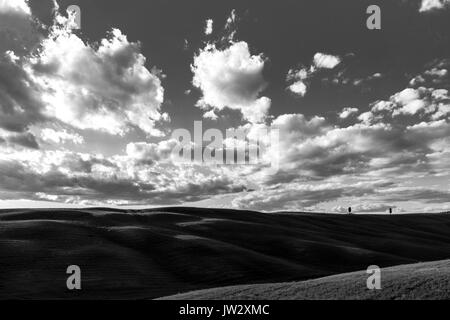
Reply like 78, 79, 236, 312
1, 207, 450, 299
160, 259, 450, 300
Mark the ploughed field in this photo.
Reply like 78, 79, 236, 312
1, 207, 450, 299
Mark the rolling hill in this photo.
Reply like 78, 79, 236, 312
1, 207, 450, 299
160, 259, 450, 300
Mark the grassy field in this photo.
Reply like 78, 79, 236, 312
160, 259, 450, 300
1, 207, 450, 299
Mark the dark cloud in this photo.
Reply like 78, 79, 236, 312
0, 0, 41, 55
7, 132, 39, 149
0, 154, 244, 206
60, 154, 117, 174
380, 188, 450, 204
0, 55, 47, 133
232, 181, 386, 212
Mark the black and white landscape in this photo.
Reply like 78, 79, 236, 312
1, 207, 450, 299
0, 0, 450, 300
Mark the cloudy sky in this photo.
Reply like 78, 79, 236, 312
0, 0, 449, 213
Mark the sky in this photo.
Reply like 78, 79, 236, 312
0, 0, 449, 213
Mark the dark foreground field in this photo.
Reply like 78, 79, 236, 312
1, 207, 450, 299
160, 259, 450, 300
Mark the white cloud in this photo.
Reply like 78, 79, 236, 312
410, 64, 449, 86
203, 109, 218, 120
419, 0, 450, 12
204, 19, 213, 35
27, 22, 166, 136
392, 88, 420, 105
192, 41, 270, 123
287, 68, 309, 81
431, 104, 450, 120
0, 144, 246, 205
393, 99, 427, 116
286, 53, 341, 97
1, 3, 449, 212
371, 100, 395, 112
288, 81, 307, 96
286, 67, 310, 96
357, 111, 376, 123
126, 140, 179, 165
339, 107, 359, 119
261, 78, 450, 186
226, 9, 237, 27
1, 8, 168, 138
272, 114, 328, 137
218, 9, 238, 42
366, 86, 449, 119
0, 0, 31, 15
313, 52, 341, 69
425, 68, 448, 78
0, 2, 250, 206
40, 128, 84, 145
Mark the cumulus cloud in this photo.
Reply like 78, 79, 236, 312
0, 0, 31, 14
313, 52, 341, 69
222, 9, 238, 41
0, 145, 246, 205
0, 8, 167, 138
410, 60, 449, 86
39, 128, 84, 145
0, 1, 253, 207
419, 0, 450, 12
0, 2, 449, 212
322, 70, 384, 91
286, 67, 309, 96
369, 86, 448, 120
339, 107, 359, 119
286, 52, 341, 97
30, 24, 166, 136
260, 65, 450, 189
0, 155, 152, 204
272, 114, 328, 137
288, 81, 307, 97
126, 140, 179, 165
204, 18, 213, 35
192, 41, 270, 123
203, 109, 218, 120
